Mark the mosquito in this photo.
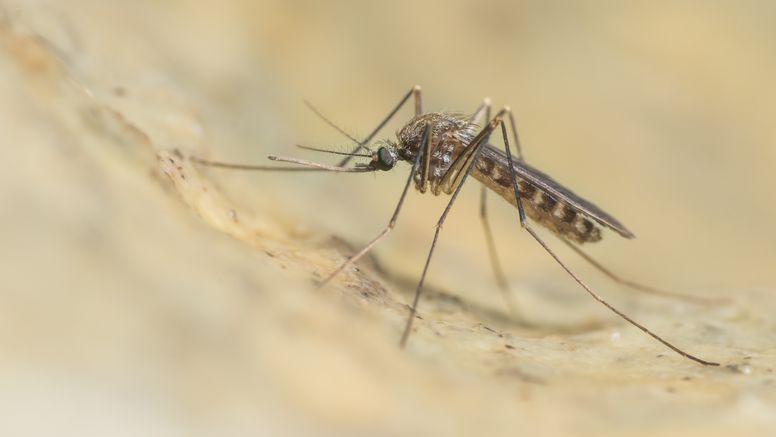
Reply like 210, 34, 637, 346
192, 86, 720, 366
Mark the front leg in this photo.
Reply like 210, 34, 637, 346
337, 85, 424, 166
319, 123, 433, 288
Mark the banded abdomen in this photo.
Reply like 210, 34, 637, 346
472, 145, 635, 244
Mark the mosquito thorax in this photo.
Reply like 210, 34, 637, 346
395, 112, 478, 163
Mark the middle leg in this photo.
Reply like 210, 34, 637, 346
470, 99, 520, 316
400, 108, 512, 347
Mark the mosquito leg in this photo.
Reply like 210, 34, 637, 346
318, 123, 432, 288
474, 102, 527, 292
479, 185, 520, 316
337, 85, 424, 166
418, 94, 434, 192
496, 109, 719, 366
557, 238, 729, 305
506, 110, 524, 160
467, 99, 520, 315
469, 97, 492, 125
413, 85, 424, 116
523, 227, 719, 366
189, 157, 341, 172
400, 110, 506, 347
473, 100, 524, 159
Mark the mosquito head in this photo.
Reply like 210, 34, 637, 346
369, 143, 398, 171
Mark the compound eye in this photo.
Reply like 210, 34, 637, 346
377, 147, 395, 170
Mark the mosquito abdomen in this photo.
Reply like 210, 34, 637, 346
473, 152, 602, 244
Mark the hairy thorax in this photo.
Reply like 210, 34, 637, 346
395, 112, 478, 195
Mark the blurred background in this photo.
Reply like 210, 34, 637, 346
162, 0, 776, 294
2, 0, 776, 436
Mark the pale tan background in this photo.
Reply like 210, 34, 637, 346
1, 0, 775, 436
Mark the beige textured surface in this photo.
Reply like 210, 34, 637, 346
1, 1, 776, 436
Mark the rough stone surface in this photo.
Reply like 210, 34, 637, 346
2, 1, 775, 436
